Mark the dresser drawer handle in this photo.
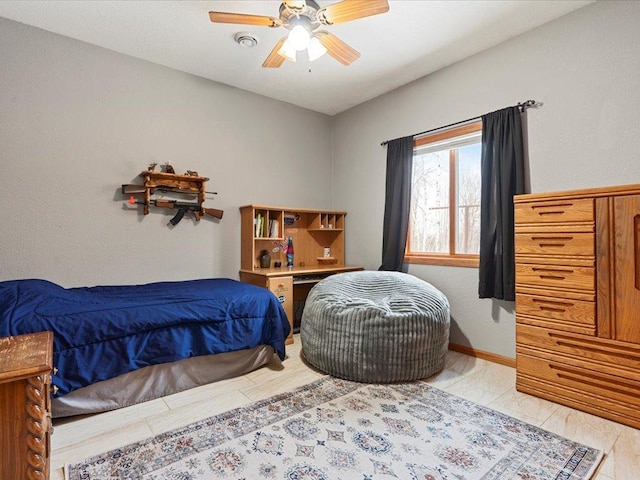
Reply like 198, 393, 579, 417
532, 298, 573, 307
538, 305, 566, 313
531, 236, 573, 242
532, 267, 571, 281
532, 299, 573, 313
536, 210, 566, 216
532, 267, 573, 274
551, 365, 637, 397
533, 235, 571, 247
531, 203, 573, 216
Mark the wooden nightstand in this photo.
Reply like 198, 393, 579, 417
0, 331, 54, 480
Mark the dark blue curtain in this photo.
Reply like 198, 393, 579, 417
478, 107, 525, 301
379, 135, 414, 271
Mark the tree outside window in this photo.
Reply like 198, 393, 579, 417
405, 121, 481, 267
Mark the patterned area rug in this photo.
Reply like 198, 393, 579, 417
66, 377, 602, 480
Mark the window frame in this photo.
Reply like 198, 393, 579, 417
405, 121, 482, 268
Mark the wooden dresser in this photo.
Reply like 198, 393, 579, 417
515, 184, 640, 429
0, 331, 54, 480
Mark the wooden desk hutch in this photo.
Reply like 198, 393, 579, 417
514, 183, 640, 429
239, 205, 362, 343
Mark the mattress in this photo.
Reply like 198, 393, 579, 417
0, 278, 290, 398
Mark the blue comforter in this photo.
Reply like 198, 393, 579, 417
0, 278, 290, 397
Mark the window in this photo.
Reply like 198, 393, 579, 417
405, 121, 482, 267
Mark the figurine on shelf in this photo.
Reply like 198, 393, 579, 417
185, 170, 199, 177
147, 162, 157, 172
163, 162, 175, 174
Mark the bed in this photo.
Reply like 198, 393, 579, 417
0, 278, 290, 417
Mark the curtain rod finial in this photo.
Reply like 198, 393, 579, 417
518, 99, 542, 110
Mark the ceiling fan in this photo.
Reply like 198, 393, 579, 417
209, 0, 389, 68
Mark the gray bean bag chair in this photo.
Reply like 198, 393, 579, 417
301, 271, 450, 383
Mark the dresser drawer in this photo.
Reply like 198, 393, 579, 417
515, 232, 594, 257
516, 264, 595, 292
516, 293, 595, 327
267, 276, 293, 343
515, 198, 594, 224
517, 324, 640, 374
516, 353, 640, 429
517, 353, 640, 407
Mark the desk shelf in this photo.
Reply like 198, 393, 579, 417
240, 204, 361, 344
240, 205, 349, 271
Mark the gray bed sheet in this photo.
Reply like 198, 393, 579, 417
52, 345, 274, 417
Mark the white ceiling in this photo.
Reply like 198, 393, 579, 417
0, 0, 593, 116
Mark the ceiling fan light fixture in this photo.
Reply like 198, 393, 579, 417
288, 24, 311, 51
210, 0, 390, 68
278, 39, 297, 62
308, 36, 327, 61
283, 0, 307, 10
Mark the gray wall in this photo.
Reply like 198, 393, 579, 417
0, 18, 332, 286
331, 1, 640, 358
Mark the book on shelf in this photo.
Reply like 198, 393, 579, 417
255, 214, 264, 238
269, 219, 279, 238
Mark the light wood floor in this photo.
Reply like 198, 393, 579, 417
51, 334, 639, 479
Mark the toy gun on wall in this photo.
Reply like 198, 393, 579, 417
121, 184, 218, 196
128, 197, 224, 226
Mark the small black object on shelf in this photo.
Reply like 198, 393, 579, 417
260, 250, 271, 269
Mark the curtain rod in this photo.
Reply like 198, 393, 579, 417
380, 99, 542, 147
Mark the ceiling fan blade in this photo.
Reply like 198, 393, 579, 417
317, 31, 360, 66
209, 11, 280, 27
318, 0, 389, 25
262, 38, 288, 68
